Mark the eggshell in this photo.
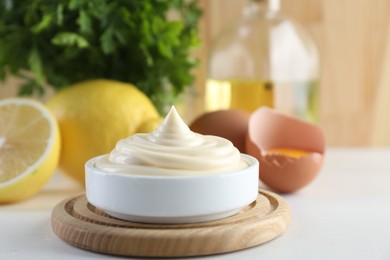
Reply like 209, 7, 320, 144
190, 110, 250, 153
246, 107, 325, 193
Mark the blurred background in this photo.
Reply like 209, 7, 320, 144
192, 0, 390, 147
1, 0, 390, 147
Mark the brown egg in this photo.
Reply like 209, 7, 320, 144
246, 107, 325, 193
190, 109, 250, 153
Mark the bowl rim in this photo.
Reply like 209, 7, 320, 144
85, 153, 258, 181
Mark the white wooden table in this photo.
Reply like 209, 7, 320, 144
1, 148, 390, 260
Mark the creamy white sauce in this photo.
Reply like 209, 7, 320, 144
95, 106, 247, 176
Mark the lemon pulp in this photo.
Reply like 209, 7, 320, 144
0, 98, 60, 203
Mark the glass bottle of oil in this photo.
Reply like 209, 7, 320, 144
205, 0, 320, 123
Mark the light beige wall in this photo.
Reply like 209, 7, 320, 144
194, 0, 390, 146
0, 77, 19, 99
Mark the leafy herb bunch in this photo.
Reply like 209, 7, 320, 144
0, 0, 202, 113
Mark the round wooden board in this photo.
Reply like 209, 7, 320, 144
51, 190, 290, 257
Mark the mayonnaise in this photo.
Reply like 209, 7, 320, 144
95, 106, 248, 176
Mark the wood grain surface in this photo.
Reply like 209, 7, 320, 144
51, 190, 290, 257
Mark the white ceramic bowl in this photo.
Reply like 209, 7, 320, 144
85, 154, 259, 224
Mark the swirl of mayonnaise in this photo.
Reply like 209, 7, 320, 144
94, 106, 248, 176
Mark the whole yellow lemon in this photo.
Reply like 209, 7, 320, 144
47, 80, 160, 185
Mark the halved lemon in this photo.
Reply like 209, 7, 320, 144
0, 98, 60, 203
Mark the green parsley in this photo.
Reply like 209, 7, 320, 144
0, 0, 202, 114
